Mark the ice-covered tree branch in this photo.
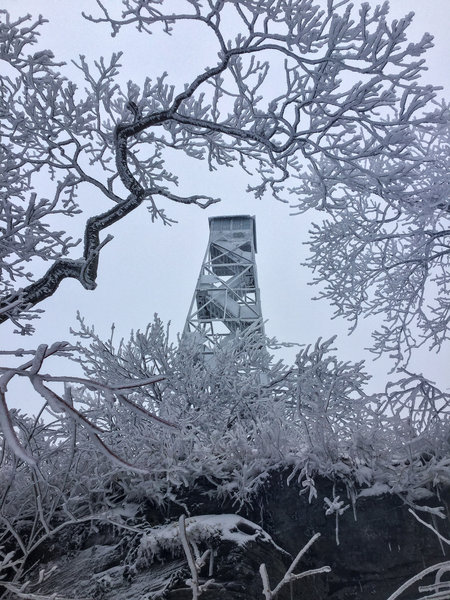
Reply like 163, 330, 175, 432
259, 532, 330, 599
0, 339, 174, 467
1, 2, 448, 350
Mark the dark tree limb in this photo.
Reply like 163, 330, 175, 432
0, 53, 233, 327
0, 192, 144, 325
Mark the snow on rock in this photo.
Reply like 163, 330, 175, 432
34, 514, 290, 600
31, 477, 450, 600
138, 514, 283, 563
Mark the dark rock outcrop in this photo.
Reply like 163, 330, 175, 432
34, 474, 450, 599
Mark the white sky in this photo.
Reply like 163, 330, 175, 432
2, 0, 449, 412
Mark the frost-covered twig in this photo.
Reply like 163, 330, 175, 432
386, 507, 450, 599
0, 585, 79, 600
385, 562, 450, 600
259, 532, 330, 599
0, 342, 175, 466
324, 490, 350, 546
408, 509, 450, 545
178, 515, 214, 599
0, 563, 73, 599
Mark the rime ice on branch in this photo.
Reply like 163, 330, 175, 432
1, 2, 448, 362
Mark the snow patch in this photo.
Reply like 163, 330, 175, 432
357, 482, 392, 498
138, 514, 281, 563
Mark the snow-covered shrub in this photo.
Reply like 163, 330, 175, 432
1, 316, 450, 597
66, 317, 450, 505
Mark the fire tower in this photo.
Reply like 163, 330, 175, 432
183, 215, 264, 356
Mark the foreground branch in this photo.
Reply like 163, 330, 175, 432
0, 190, 144, 325
259, 532, 330, 599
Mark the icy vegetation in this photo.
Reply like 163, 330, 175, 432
1, 0, 449, 597
1, 319, 449, 597
0, 1, 448, 364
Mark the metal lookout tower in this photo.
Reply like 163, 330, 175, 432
183, 215, 264, 356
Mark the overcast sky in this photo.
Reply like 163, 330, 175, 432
2, 1, 449, 412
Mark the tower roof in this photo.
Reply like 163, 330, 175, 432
208, 215, 257, 252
